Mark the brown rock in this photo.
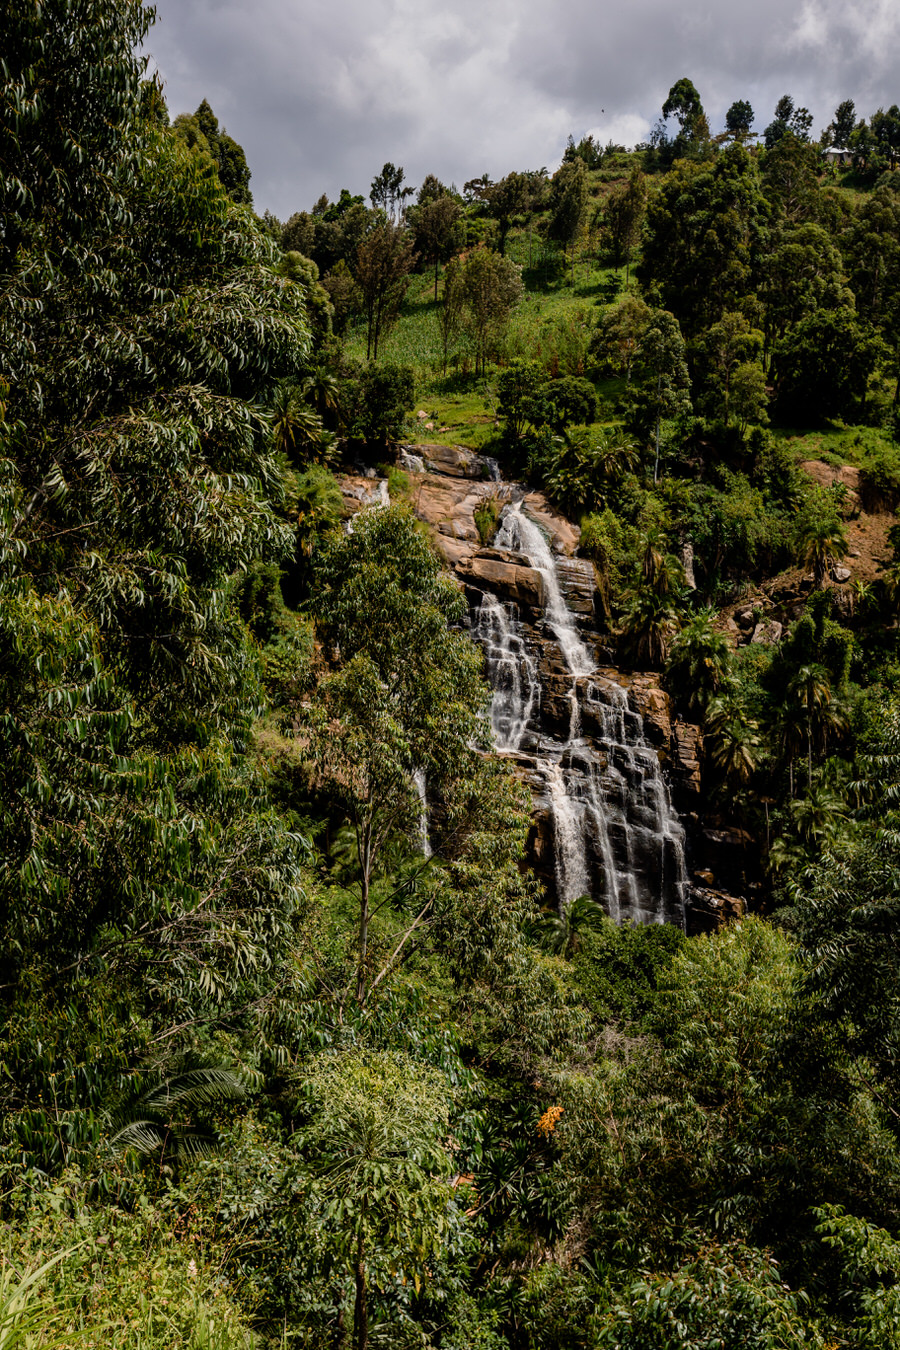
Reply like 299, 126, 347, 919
686, 887, 745, 936
672, 719, 703, 795
459, 556, 545, 610
627, 678, 672, 748
555, 557, 597, 620
751, 619, 783, 645
420, 443, 486, 479
433, 537, 475, 569
521, 492, 581, 555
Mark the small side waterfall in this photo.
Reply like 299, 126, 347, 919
412, 768, 432, 859
471, 500, 687, 927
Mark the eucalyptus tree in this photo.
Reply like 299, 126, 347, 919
354, 219, 417, 359
457, 246, 525, 376
411, 192, 464, 299
0, 0, 312, 1171
546, 157, 590, 276
638, 145, 770, 338
300, 506, 489, 1008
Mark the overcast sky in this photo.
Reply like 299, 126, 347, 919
145, 0, 900, 221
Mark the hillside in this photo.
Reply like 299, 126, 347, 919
5, 9, 900, 1348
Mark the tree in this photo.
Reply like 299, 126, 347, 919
436, 254, 466, 373
790, 696, 900, 1099
174, 99, 252, 204
761, 134, 823, 222
341, 362, 415, 448
725, 100, 755, 137
638, 145, 770, 337
297, 1051, 454, 1350
775, 309, 881, 424
591, 292, 651, 385
629, 310, 692, 481
457, 246, 524, 376
619, 591, 683, 668
322, 258, 362, 336
760, 223, 852, 355
730, 361, 770, 433
795, 504, 849, 589
602, 166, 647, 279
370, 161, 413, 221
300, 507, 488, 1007
665, 608, 734, 716
701, 311, 764, 425
764, 94, 813, 147
354, 219, 417, 360
870, 105, 900, 170
496, 359, 545, 440
482, 171, 532, 256
662, 76, 707, 145
411, 193, 464, 299
843, 187, 900, 401
0, 0, 311, 1171
830, 99, 857, 149
546, 157, 590, 275
705, 698, 761, 784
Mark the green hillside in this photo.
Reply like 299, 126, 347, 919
6, 6, 900, 1348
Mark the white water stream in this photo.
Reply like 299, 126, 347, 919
473, 499, 687, 926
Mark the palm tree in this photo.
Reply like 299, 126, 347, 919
665, 607, 734, 716
534, 894, 608, 955
769, 701, 807, 797
789, 663, 833, 782
640, 529, 686, 598
619, 590, 682, 668
597, 430, 640, 482
790, 783, 848, 850
303, 365, 342, 426
107, 1068, 248, 1166
271, 379, 327, 463
796, 513, 849, 589
705, 697, 760, 785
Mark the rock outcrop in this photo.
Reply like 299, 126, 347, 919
340, 455, 760, 927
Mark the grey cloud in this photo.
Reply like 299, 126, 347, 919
146, 0, 900, 220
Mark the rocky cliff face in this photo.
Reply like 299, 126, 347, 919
346, 446, 748, 931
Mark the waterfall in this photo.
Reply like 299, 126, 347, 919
412, 768, 431, 859
473, 592, 540, 753
495, 499, 594, 677
470, 500, 687, 928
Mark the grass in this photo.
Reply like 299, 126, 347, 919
771, 424, 896, 467
342, 232, 635, 453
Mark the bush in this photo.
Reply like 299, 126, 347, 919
859, 441, 900, 511
340, 361, 415, 449
474, 497, 501, 546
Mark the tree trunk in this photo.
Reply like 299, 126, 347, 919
356, 827, 372, 1006
353, 1233, 368, 1350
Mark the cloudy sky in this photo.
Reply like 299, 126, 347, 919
145, 0, 900, 220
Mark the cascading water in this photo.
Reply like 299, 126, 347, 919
471, 499, 687, 928
412, 768, 432, 859
495, 500, 594, 677
473, 592, 540, 753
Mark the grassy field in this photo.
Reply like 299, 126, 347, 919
342, 231, 632, 452
341, 154, 882, 461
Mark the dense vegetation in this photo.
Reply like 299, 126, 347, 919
4, 3, 900, 1346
